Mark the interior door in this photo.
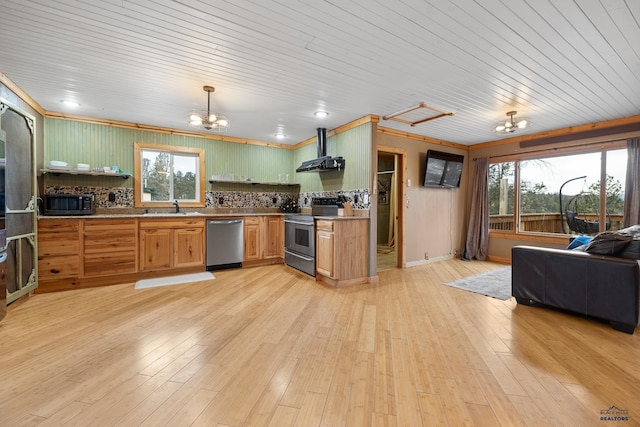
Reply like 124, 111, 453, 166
376, 147, 406, 270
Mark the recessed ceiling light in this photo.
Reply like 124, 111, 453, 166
61, 100, 79, 108
314, 111, 328, 118
274, 133, 286, 139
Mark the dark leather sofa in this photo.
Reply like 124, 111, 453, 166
512, 245, 640, 333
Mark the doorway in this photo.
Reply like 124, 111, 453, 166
376, 147, 405, 271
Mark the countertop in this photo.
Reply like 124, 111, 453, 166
38, 210, 369, 220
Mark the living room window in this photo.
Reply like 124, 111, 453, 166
489, 145, 627, 236
134, 142, 205, 208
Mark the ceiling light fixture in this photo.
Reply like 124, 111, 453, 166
314, 111, 328, 118
61, 100, 79, 107
188, 85, 229, 132
494, 111, 530, 134
274, 133, 286, 139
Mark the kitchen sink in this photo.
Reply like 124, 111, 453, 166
142, 212, 202, 216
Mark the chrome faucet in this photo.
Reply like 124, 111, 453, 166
172, 200, 180, 213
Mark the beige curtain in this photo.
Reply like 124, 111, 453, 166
462, 157, 489, 260
388, 172, 397, 248
623, 137, 640, 227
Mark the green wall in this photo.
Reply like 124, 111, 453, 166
294, 122, 372, 192
44, 118, 371, 192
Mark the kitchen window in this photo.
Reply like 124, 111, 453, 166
134, 142, 205, 207
489, 143, 627, 236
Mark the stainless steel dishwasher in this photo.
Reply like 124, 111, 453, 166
206, 219, 244, 270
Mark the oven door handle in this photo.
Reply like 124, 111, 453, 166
285, 250, 314, 262
285, 219, 314, 226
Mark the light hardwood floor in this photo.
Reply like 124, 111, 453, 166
1, 260, 639, 426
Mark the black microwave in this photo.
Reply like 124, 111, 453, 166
43, 194, 95, 216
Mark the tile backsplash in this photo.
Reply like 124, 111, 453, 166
45, 186, 371, 211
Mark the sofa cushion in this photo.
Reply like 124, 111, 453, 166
584, 232, 632, 255
567, 235, 593, 250
619, 239, 640, 259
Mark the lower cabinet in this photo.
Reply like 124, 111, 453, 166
37, 215, 282, 292
174, 227, 206, 268
243, 215, 284, 266
139, 218, 205, 272
243, 217, 261, 261
37, 219, 80, 282
315, 218, 369, 286
83, 219, 137, 276
265, 216, 284, 259
316, 221, 335, 278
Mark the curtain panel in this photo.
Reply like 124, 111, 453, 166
462, 157, 489, 260
623, 137, 640, 227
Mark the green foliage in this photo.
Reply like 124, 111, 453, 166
489, 162, 624, 217
142, 151, 196, 201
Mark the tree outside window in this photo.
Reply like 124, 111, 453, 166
488, 147, 627, 235
134, 142, 205, 207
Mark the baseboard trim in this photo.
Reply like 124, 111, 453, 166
405, 254, 457, 268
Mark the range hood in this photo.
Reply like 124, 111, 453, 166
296, 128, 345, 172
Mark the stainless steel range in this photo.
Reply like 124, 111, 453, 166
284, 197, 344, 276
311, 196, 340, 216
284, 215, 315, 276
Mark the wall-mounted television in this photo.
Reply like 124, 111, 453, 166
423, 149, 464, 188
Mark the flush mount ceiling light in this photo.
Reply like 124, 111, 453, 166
274, 132, 286, 139
61, 100, 79, 107
494, 110, 530, 134
188, 85, 229, 132
314, 111, 328, 118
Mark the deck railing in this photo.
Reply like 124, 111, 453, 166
489, 213, 624, 234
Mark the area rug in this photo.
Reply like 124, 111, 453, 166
134, 272, 215, 289
443, 266, 511, 300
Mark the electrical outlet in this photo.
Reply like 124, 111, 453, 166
272, 197, 277, 204
424, 252, 429, 260
108, 192, 116, 202
218, 196, 224, 205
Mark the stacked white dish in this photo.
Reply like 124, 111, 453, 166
47, 160, 70, 170
77, 163, 90, 172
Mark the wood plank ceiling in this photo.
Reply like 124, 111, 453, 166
0, 0, 638, 146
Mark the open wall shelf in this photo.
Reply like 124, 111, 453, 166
41, 168, 131, 179
209, 179, 298, 187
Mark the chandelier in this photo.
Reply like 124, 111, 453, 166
188, 85, 229, 132
494, 111, 530, 135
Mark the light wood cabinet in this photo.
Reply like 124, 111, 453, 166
243, 217, 261, 261
243, 215, 284, 265
37, 215, 281, 292
37, 220, 80, 281
316, 221, 335, 278
139, 218, 205, 272
315, 218, 369, 287
83, 219, 137, 276
174, 227, 205, 268
265, 216, 284, 259
140, 228, 173, 271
